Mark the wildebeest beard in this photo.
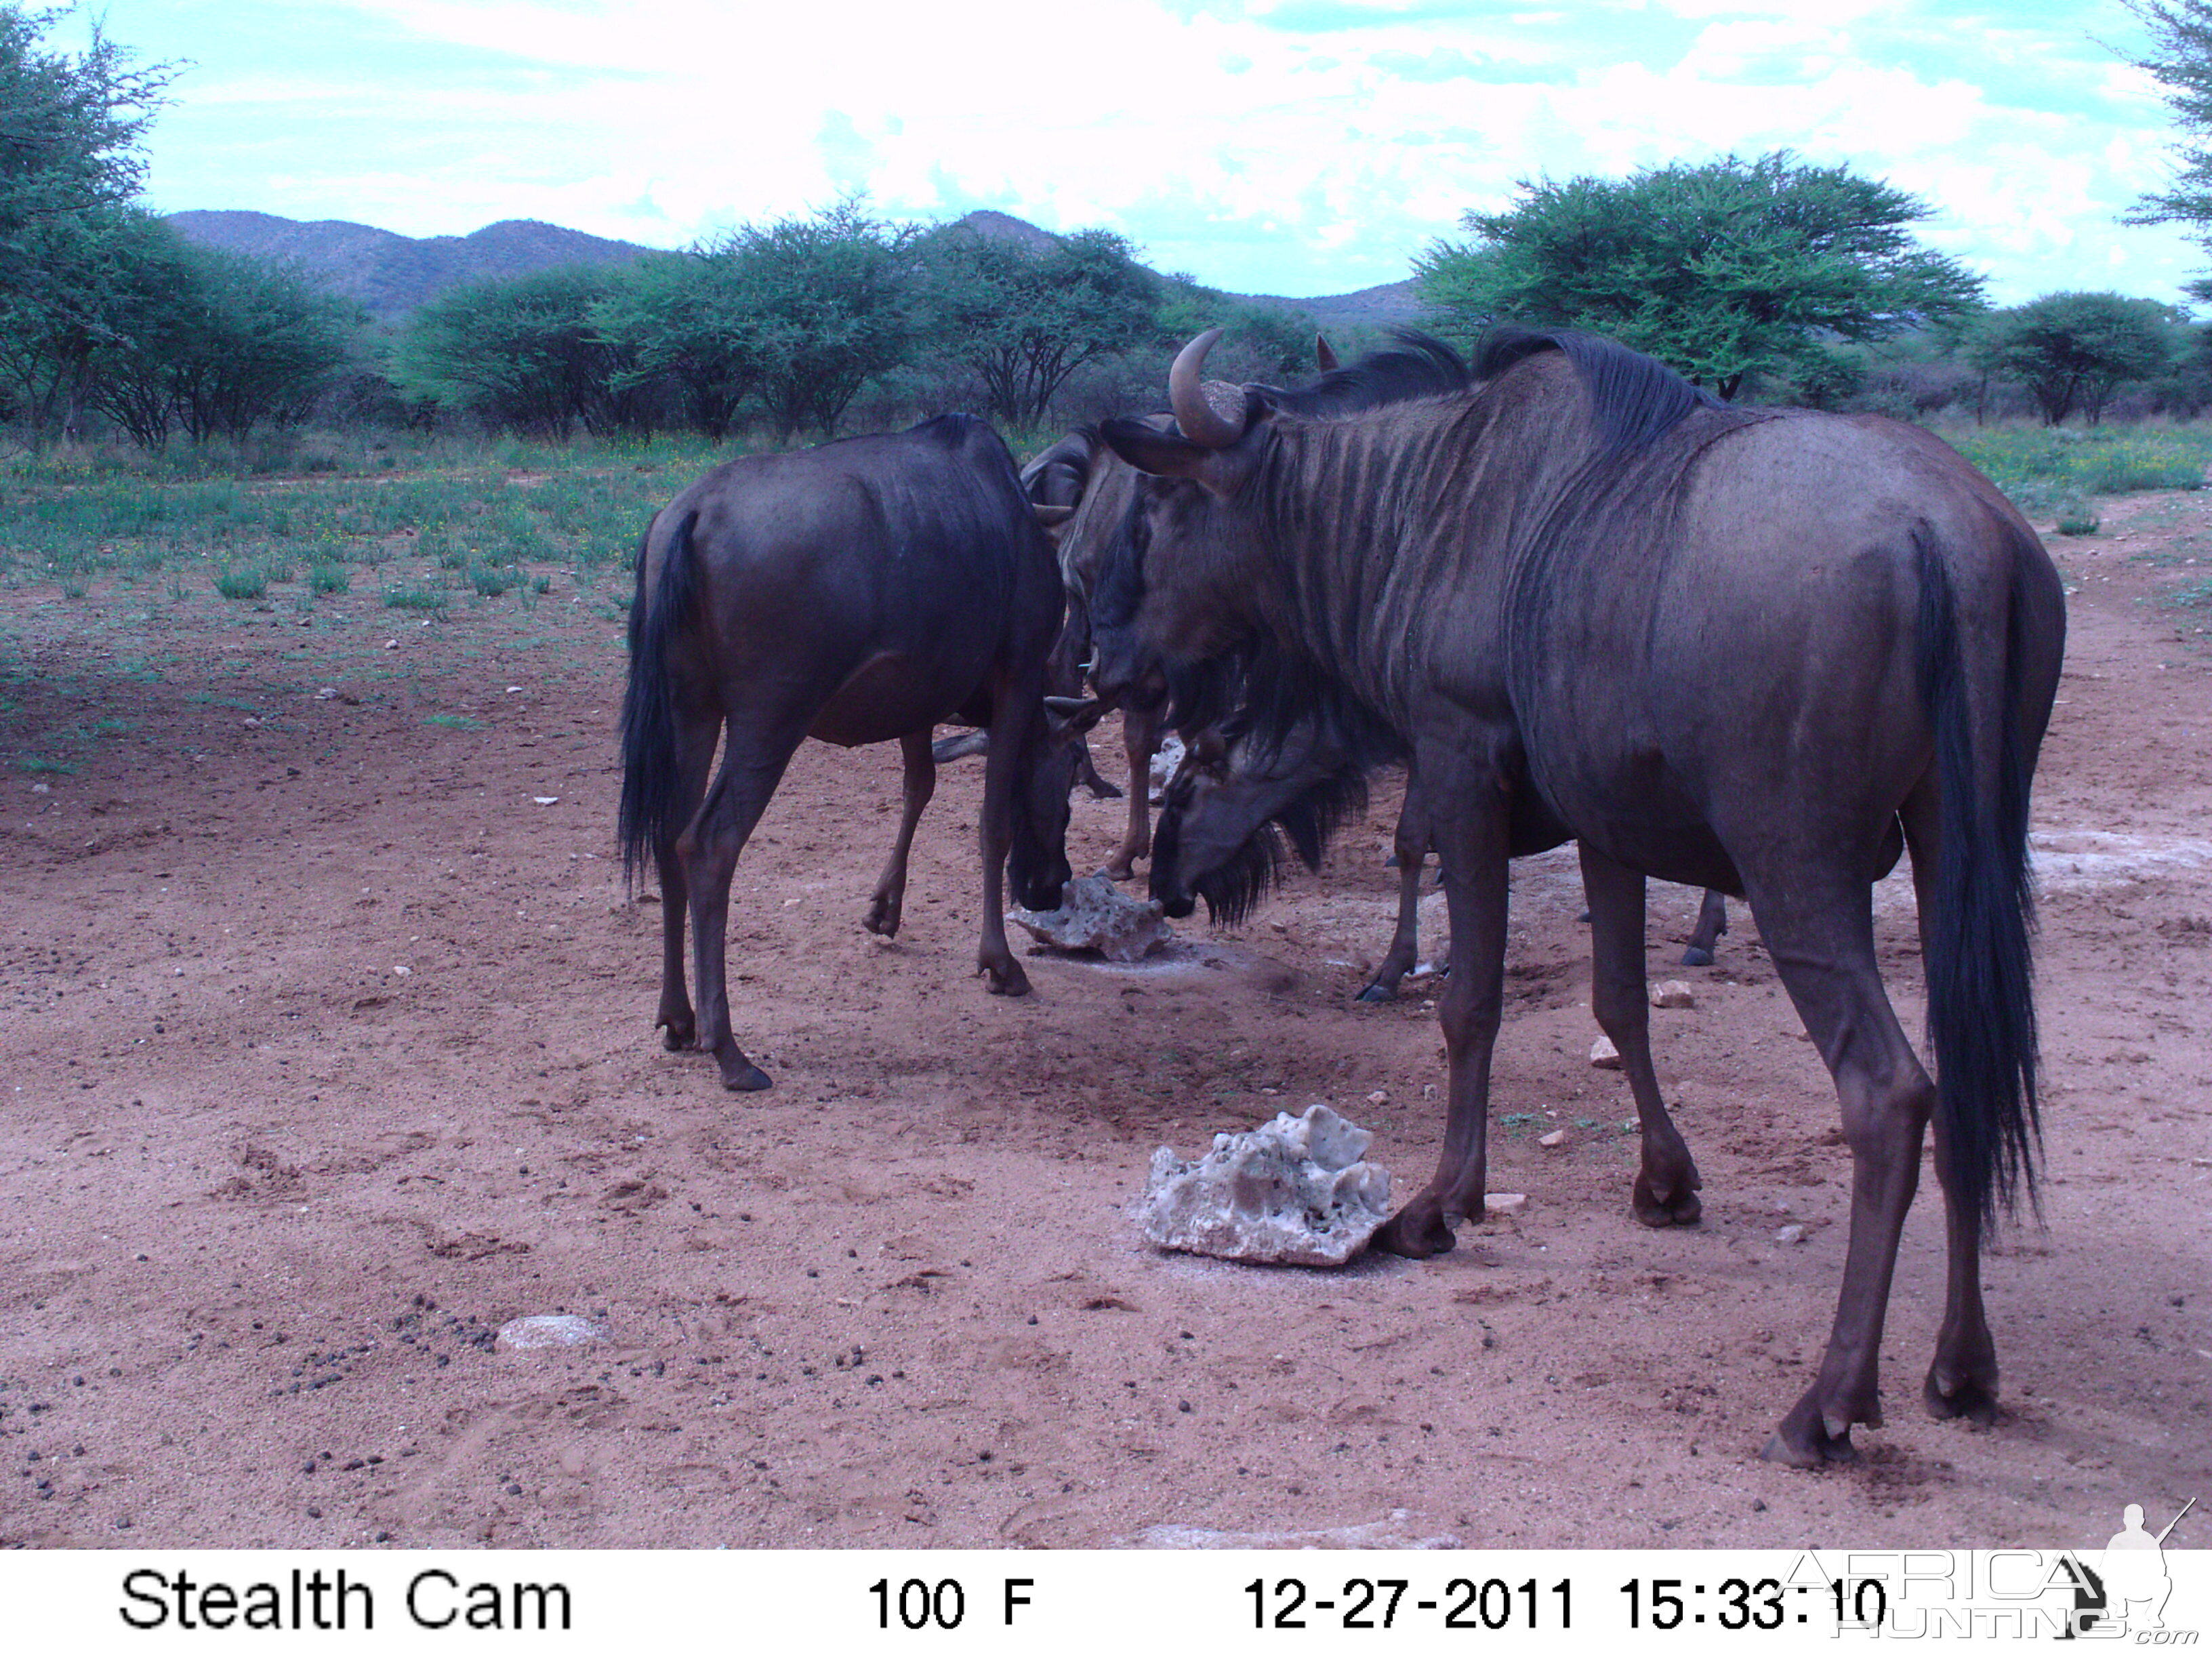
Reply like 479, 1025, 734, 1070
1161, 760, 1372, 927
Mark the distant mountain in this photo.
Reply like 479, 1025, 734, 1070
163, 211, 654, 320
161, 207, 1429, 329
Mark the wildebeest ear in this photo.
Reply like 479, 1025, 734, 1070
1044, 694, 1112, 743
1100, 416, 1211, 480
1315, 333, 1340, 373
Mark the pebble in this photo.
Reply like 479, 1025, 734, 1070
533, 796, 558, 806
1590, 1035, 1622, 1070
1484, 1193, 1528, 1217
1366, 1089, 1389, 1105
316, 687, 337, 699
1537, 1128, 1568, 1148
497, 1314, 610, 1351
1775, 1223, 1808, 1246
1650, 980, 1696, 1009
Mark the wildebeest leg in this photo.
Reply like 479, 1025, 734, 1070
975, 678, 1034, 997
1580, 845, 1702, 1225
864, 731, 935, 938
1105, 703, 1160, 882
1359, 776, 1431, 1002
1904, 785, 2000, 1427
1075, 736, 1122, 800
1747, 872, 1936, 1467
653, 705, 722, 1050
1373, 772, 1510, 1258
680, 721, 803, 1092
1681, 887, 1729, 966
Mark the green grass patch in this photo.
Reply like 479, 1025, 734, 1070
423, 714, 483, 731
16, 754, 77, 773
213, 566, 269, 600
382, 586, 447, 612
1950, 425, 2212, 520
468, 565, 514, 597
308, 562, 350, 594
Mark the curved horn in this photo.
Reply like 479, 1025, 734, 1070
1168, 328, 1247, 449
1315, 333, 1340, 373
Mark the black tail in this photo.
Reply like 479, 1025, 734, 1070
1916, 533, 2041, 1242
617, 510, 703, 889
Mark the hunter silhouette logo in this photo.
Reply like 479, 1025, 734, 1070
2061, 1498, 2197, 1639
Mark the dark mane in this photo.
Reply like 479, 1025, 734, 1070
1182, 764, 1372, 928
1264, 329, 1473, 419
1472, 325, 1725, 457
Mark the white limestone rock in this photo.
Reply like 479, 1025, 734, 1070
1008, 872, 1170, 963
1137, 1103, 1392, 1266
1147, 734, 1187, 804
1590, 1035, 1623, 1069
497, 1314, 609, 1351
1650, 979, 1697, 1009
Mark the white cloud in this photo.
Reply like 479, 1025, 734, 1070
70, 0, 2212, 304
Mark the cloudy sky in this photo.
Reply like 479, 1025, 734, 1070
58, 0, 2211, 306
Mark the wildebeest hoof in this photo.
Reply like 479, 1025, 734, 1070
716, 1054, 772, 1092
1373, 1206, 1457, 1258
1103, 859, 1136, 883
982, 958, 1031, 997
1679, 945, 1715, 966
1632, 1172, 1703, 1227
1761, 1395, 1861, 1467
863, 897, 901, 937
657, 1015, 696, 1052
1355, 979, 1399, 1004
1084, 777, 1124, 801
1923, 1365, 2000, 1427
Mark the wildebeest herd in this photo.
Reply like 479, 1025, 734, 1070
618, 324, 2064, 1469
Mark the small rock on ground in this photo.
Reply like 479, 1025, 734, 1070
497, 1314, 609, 1351
1651, 979, 1696, 1009
1008, 872, 1170, 963
1138, 1103, 1391, 1266
1590, 1035, 1622, 1069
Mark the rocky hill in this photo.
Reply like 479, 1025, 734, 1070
163, 211, 653, 320
163, 207, 1427, 328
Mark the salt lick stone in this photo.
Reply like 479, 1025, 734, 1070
1008, 872, 1170, 963
496, 1314, 609, 1351
1137, 1103, 1392, 1266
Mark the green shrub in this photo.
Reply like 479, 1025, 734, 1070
309, 562, 350, 594
469, 565, 514, 596
214, 567, 268, 600
382, 586, 445, 611
2055, 504, 2101, 536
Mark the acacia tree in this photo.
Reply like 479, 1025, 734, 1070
918, 224, 1157, 426
2123, 0, 2212, 285
0, 5, 173, 441
1966, 292, 2184, 426
588, 250, 762, 440
715, 198, 919, 438
1417, 151, 1985, 399
396, 266, 652, 436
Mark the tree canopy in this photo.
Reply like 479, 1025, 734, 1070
918, 224, 1158, 426
1965, 292, 2185, 426
2122, 0, 2212, 286
1416, 151, 1986, 399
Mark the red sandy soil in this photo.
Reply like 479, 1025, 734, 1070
2, 493, 2207, 1551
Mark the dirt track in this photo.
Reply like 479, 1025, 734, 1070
2, 489, 2207, 1550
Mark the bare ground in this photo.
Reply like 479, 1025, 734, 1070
2, 492, 2208, 1551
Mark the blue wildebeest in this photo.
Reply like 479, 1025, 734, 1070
1092, 326, 2063, 1467
618, 413, 1080, 1093
1151, 723, 1736, 996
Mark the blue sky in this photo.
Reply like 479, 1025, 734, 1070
59, 0, 2211, 306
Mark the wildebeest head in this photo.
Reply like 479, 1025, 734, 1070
1004, 692, 1111, 912
1149, 721, 1368, 924
1088, 331, 1275, 713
